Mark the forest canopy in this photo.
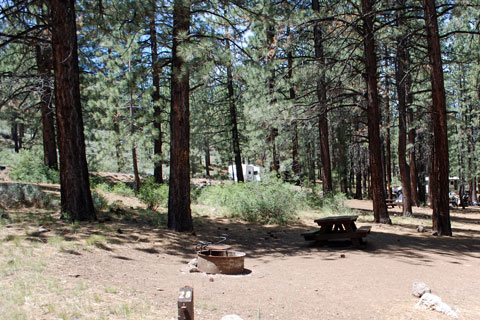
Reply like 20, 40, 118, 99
1, 0, 480, 234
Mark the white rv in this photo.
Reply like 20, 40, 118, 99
228, 164, 262, 182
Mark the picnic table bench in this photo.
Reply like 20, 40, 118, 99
301, 215, 371, 247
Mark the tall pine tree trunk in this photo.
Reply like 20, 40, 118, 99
287, 28, 300, 179
361, 0, 390, 223
408, 107, 420, 206
313, 0, 332, 193
395, 3, 413, 216
168, 0, 193, 232
205, 140, 211, 177
50, 0, 95, 221
384, 48, 393, 200
11, 122, 19, 153
150, 13, 164, 184
227, 60, 244, 182
424, 0, 451, 235
36, 44, 58, 170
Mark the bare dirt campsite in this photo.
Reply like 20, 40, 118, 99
1, 179, 479, 320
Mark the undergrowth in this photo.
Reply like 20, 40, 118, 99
0, 149, 59, 184
0, 183, 53, 209
198, 174, 322, 224
138, 177, 168, 210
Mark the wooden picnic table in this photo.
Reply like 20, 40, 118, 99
301, 215, 371, 247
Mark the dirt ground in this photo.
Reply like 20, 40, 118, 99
2, 182, 480, 319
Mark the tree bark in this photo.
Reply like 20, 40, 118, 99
50, 0, 95, 221
205, 141, 210, 177
287, 30, 300, 179
384, 48, 393, 200
168, 0, 193, 232
395, 2, 413, 216
227, 62, 244, 182
424, 0, 452, 235
150, 13, 164, 184
11, 122, 19, 153
361, 0, 390, 223
313, 0, 332, 193
408, 107, 420, 206
36, 44, 58, 170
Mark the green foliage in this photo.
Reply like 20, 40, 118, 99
318, 193, 356, 216
94, 182, 112, 192
91, 191, 108, 211
198, 174, 301, 224
0, 183, 53, 209
138, 177, 168, 210
89, 175, 110, 189
1, 149, 59, 184
111, 183, 135, 197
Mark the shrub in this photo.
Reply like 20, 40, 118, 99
2, 149, 59, 184
0, 183, 53, 208
319, 193, 355, 216
91, 191, 108, 211
138, 177, 168, 210
111, 182, 135, 197
198, 174, 299, 224
94, 182, 112, 193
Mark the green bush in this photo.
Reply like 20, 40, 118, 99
0, 183, 53, 208
319, 193, 355, 216
2, 149, 59, 184
94, 182, 112, 192
138, 177, 168, 210
91, 190, 108, 211
198, 174, 299, 224
111, 182, 135, 197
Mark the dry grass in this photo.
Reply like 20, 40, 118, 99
0, 210, 171, 320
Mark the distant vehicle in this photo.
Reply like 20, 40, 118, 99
228, 164, 262, 182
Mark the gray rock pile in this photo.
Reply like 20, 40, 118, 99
412, 282, 458, 318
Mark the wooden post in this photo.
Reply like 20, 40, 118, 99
178, 286, 194, 320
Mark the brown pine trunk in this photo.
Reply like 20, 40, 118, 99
384, 48, 393, 200
50, 0, 95, 221
11, 122, 19, 153
361, 0, 390, 223
424, 0, 451, 235
395, 3, 413, 216
313, 0, 332, 193
168, 0, 193, 232
287, 32, 300, 178
36, 44, 58, 170
227, 62, 244, 182
205, 142, 211, 177
355, 171, 363, 199
408, 108, 420, 206
150, 13, 163, 184
113, 119, 123, 172
470, 178, 478, 204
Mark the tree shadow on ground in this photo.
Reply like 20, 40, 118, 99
4, 206, 480, 267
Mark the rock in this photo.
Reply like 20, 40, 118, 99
38, 227, 50, 233
221, 315, 244, 320
431, 230, 438, 236
187, 258, 199, 273
416, 225, 425, 232
340, 254, 346, 258
416, 293, 458, 318
412, 282, 431, 297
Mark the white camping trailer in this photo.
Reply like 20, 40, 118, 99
228, 164, 261, 182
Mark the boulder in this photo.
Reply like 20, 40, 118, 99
416, 293, 458, 318
412, 282, 431, 297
